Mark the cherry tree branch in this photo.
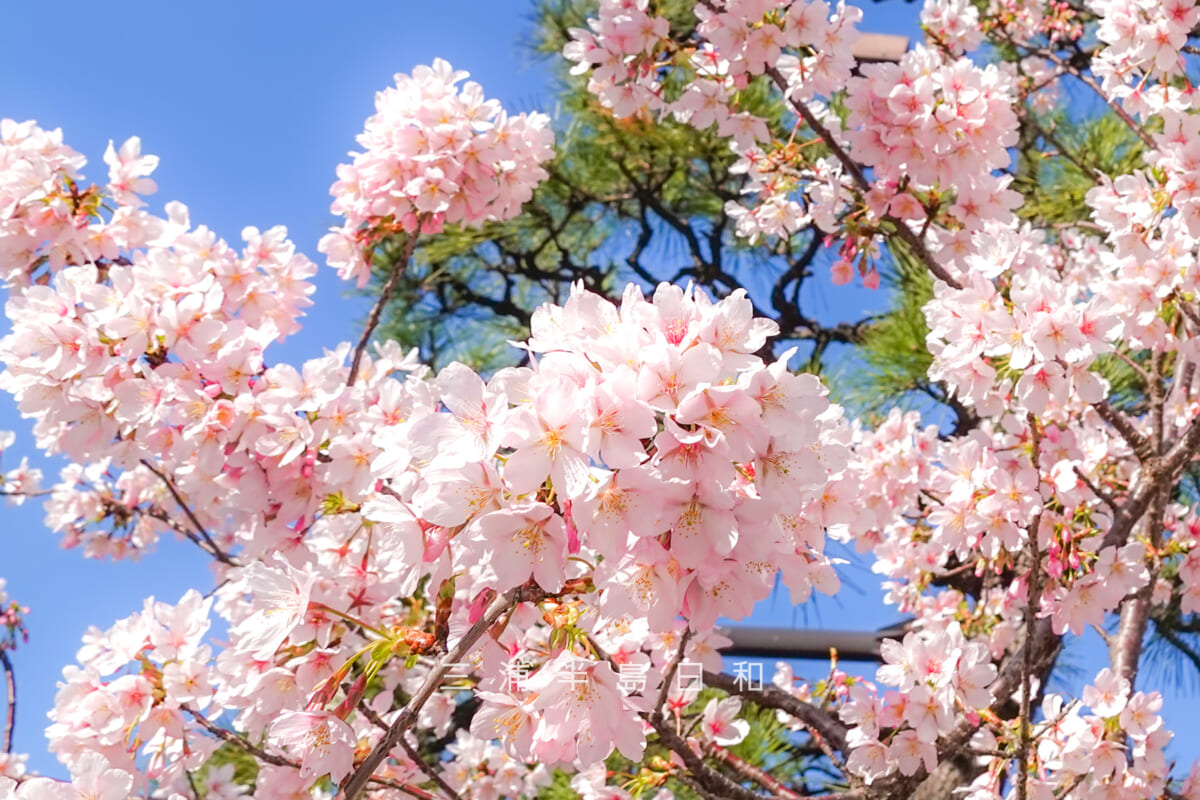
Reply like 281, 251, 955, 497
1027, 118, 1105, 181
356, 696, 464, 800
676, 773, 735, 800
1109, 485, 1169, 687
1072, 465, 1117, 510
1110, 575, 1155, 689
1109, 348, 1153, 386
348, 227, 423, 386
1092, 400, 1154, 461
1182, 358, 1197, 403
579, 634, 773, 800
184, 706, 298, 768
139, 459, 238, 566
185, 770, 204, 800
135, 502, 239, 566
1100, 389, 1178, 694
1040, 53, 1155, 149
339, 585, 542, 800
616, 160, 709, 272
653, 628, 692, 723
706, 742, 806, 800
1, 649, 14, 754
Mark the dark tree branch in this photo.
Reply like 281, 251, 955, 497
350, 227, 423, 386
184, 706, 300, 769
616, 159, 710, 270
706, 742, 805, 800
139, 459, 237, 566
1016, 416, 1044, 800
1093, 400, 1155, 461
1040, 52, 1156, 148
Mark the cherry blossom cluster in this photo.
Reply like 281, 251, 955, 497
564, 0, 864, 247
813, 8, 1200, 782
920, 0, 982, 54
1089, 0, 1200, 114
0, 754, 135, 800
563, 1, 1032, 286
837, 397, 1183, 781
0, 101, 866, 793
318, 58, 554, 287
961, 668, 1171, 800
563, 0, 861, 119
922, 231, 1123, 416
840, 623, 996, 781
0, 120, 88, 285
844, 48, 1021, 236
45, 591, 217, 789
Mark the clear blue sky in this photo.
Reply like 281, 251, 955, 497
5, 0, 1195, 782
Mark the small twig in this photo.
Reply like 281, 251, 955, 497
357, 701, 391, 732
1092, 400, 1154, 461
1041, 52, 1155, 148
653, 629, 693, 722
347, 226, 423, 386
185, 769, 203, 800
647, 714, 768, 800
184, 706, 295, 768
187, 705, 300, 767
184, 707, 431, 799
581, 632, 769, 800
762, 65, 964, 291
137, 503, 235, 565
703, 671, 849, 762
140, 459, 238, 566
1109, 348, 1153, 385
1072, 465, 1117, 510
1029, 119, 1104, 181
357, 702, 464, 800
